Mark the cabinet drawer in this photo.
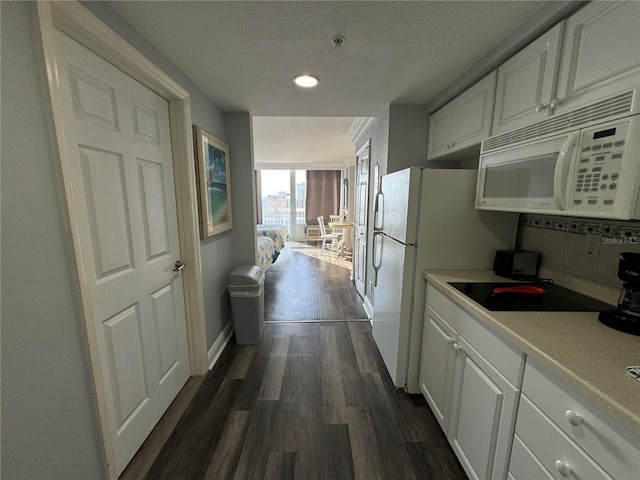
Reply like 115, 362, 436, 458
522, 359, 640, 479
516, 395, 612, 480
426, 284, 524, 386
509, 433, 553, 480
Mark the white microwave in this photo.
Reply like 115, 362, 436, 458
476, 115, 640, 220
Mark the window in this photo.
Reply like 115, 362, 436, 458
259, 170, 306, 238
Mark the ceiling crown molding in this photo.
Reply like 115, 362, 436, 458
347, 117, 376, 145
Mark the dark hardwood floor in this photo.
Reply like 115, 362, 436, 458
130, 322, 467, 480
264, 245, 367, 322
122, 246, 466, 479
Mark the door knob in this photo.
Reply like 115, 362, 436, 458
555, 460, 573, 477
173, 260, 185, 272
565, 409, 583, 426
550, 97, 562, 109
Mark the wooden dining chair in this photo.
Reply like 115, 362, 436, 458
317, 216, 339, 255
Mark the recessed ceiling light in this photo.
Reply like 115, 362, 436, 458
293, 75, 319, 88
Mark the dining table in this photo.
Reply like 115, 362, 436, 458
328, 221, 354, 256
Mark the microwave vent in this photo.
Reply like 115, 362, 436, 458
482, 91, 635, 153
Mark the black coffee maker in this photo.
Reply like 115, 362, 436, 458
599, 252, 640, 336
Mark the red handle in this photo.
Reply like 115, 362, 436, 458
492, 285, 546, 295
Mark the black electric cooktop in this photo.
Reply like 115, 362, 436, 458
448, 282, 611, 312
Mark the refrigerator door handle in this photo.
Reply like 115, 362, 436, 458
372, 232, 383, 286
374, 192, 384, 230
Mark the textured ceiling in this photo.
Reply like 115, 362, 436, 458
110, 1, 546, 167
253, 117, 360, 169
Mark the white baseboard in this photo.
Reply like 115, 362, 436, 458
208, 321, 234, 370
363, 296, 374, 320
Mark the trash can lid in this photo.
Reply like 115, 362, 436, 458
228, 265, 265, 286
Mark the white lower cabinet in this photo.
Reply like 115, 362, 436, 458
420, 285, 524, 480
422, 283, 640, 480
419, 308, 456, 431
509, 358, 640, 480
508, 434, 554, 480
448, 336, 520, 480
514, 395, 612, 479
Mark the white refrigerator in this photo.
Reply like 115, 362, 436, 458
371, 167, 518, 393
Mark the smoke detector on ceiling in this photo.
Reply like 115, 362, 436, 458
331, 36, 345, 48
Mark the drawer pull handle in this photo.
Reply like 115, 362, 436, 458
565, 409, 583, 426
555, 460, 573, 477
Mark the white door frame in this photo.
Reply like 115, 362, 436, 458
37, 2, 209, 477
354, 141, 370, 301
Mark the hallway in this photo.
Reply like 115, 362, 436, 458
122, 322, 467, 479
264, 243, 367, 322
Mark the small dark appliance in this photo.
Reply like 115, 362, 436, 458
599, 252, 640, 336
493, 250, 540, 280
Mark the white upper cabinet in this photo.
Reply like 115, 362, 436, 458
554, 1, 640, 115
428, 102, 456, 160
427, 71, 497, 160
492, 1, 640, 136
492, 24, 563, 135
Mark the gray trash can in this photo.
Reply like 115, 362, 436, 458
228, 265, 265, 345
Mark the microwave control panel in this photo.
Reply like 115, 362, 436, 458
570, 119, 635, 215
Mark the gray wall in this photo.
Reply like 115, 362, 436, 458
387, 104, 429, 173
1, 2, 241, 477
226, 112, 258, 268
2, 2, 105, 478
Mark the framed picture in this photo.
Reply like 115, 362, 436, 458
193, 125, 232, 238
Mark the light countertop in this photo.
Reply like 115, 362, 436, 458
423, 270, 640, 440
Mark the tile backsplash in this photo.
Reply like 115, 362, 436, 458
517, 214, 640, 288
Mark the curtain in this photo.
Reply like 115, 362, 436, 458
305, 170, 341, 224
255, 170, 263, 224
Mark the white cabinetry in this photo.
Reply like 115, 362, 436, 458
508, 358, 640, 480
420, 285, 524, 480
420, 308, 456, 430
554, 1, 640, 116
492, 24, 563, 135
492, 1, 640, 136
427, 71, 497, 160
449, 336, 520, 480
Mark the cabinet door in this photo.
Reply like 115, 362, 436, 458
508, 434, 554, 480
448, 336, 519, 480
419, 308, 457, 432
554, 1, 640, 115
492, 24, 563, 135
427, 102, 455, 159
453, 71, 497, 151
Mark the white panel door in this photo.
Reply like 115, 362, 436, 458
449, 336, 519, 480
54, 30, 190, 475
492, 24, 563, 135
554, 1, 640, 115
354, 143, 369, 298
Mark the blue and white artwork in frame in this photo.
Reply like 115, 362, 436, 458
193, 125, 232, 239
